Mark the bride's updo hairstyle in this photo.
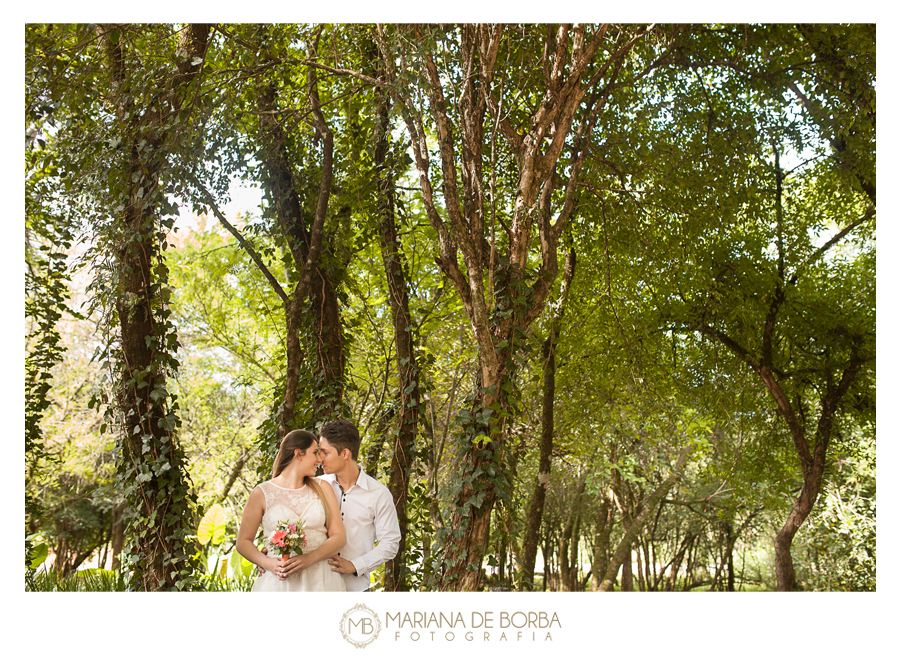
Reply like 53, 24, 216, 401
271, 429, 318, 479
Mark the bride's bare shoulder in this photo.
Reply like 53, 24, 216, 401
248, 483, 270, 505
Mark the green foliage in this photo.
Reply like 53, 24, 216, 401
794, 430, 876, 591
25, 119, 78, 579
402, 476, 437, 589
197, 504, 228, 546
190, 500, 254, 590
26, 536, 48, 570
798, 486, 876, 591
26, 569, 129, 592
166, 228, 287, 390
166, 228, 278, 496
25, 23, 875, 592
25, 567, 257, 592
26, 23, 213, 591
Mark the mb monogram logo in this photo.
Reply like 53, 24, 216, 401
340, 603, 382, 648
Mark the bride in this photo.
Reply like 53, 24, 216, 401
237, 429, 346, 591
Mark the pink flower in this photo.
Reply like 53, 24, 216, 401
288, 524, 296, 533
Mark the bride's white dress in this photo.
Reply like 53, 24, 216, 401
251, 481, 346, 592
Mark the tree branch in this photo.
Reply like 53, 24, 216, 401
790, 203, 875, 286
188, 174, 288, 304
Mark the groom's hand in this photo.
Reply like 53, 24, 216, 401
328, 555, 357, 576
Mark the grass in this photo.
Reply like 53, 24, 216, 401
25, 568, 256, 592
26, 568, 129, 592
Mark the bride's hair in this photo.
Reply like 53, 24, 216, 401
269, 429, 332, 529
271, 429, 318, 479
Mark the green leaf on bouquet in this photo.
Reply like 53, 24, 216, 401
197, 504, 228, 546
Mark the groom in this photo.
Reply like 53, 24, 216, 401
316, 419, 401, 592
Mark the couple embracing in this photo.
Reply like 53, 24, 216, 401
236, 419, 401, 592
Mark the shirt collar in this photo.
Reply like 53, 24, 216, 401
324, 465, 369, 492
348, 465, 370, 491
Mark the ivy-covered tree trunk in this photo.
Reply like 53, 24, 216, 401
109, 504, 126, 571
519, 332, 555, 588
255, 41, 337, 437
307, 263, 346, 420
371, 53, 420, 591
96, 23, 211, 590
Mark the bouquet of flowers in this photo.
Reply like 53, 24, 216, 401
267, 519, 307, 561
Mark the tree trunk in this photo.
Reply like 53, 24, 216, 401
666, 528, 696, 591
590, 489, 614, 590
635, 536, 646, 592
560, 474, 587, 591
621, 547, 634, 591
255, 42, 336, 437
363, 402, 396, 478
109, 503, 125, 571
96, 23, 210, 590
541, 534, 554, 591
698, 150, 869, 590
568, 510, 584, 590
520, 250, 576, 589
374, 24, 638, 589
308, 264, 345, 419
371, 50, 420, 591
677, 337, 863, 593
702, 337, 864, 591
520, 336, 555, 589
644, 502, 665, 590
682, 533, 701, 591
774, 440, 827, 591
609, 456, 633, 591
725, 522, 736, 592
256, 81, 307, 438
598, 444, 694, 591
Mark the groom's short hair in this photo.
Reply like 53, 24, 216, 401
319, 419, 361, 461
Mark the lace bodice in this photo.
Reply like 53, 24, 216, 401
249, 480, 345, 592
258, 481, 328, 553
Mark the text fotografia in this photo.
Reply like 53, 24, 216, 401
387, 611, 561, 642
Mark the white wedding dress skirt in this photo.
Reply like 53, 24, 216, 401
251, 481, 346, 592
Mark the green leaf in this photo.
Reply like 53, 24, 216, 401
197, 504, 228, 546
230, 550, 253, 578
472, 433, 491, 447
28, 541, 48, 569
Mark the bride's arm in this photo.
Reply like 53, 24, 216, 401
281, 485, 346, 577
236, 486, 285, 577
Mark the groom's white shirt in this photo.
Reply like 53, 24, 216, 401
318, 467, 401, 591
